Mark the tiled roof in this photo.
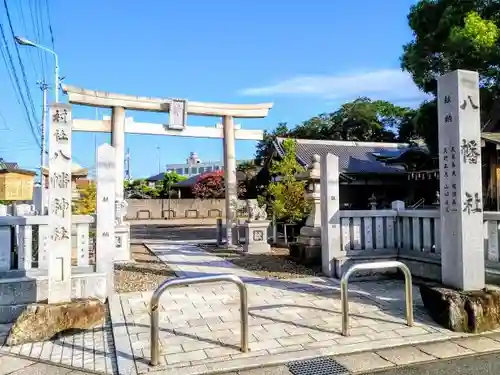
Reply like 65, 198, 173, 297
274, 138, 410, 174
145, 172, 166, 182
0, 159, 19, 169
482, 132, 500, 145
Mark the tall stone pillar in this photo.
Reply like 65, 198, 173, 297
320, 153, 341, 277
47, 103, 73, 303
437, 69, 485, 291
223, 115, 237, 247
110, 106, 130, 261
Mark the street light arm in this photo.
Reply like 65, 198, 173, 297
15, 36, 60, 103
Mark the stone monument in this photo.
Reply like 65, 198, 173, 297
96, 144, 116, 298
437, 69, 485, 291
320, 153, 341, 277
290, 154, 322, 264
242, 200, 270, 254
47, 103, 73, 303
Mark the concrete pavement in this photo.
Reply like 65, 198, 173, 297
0, 352, 96, 374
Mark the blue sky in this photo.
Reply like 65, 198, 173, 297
0, 0, 425, 178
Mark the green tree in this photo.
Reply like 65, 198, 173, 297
260, 139, 309, 223
402, 2, 500, 95
400, 2, 500, 153
160, 171, 187, 198
73, 182, 96, 214
255, 122, 289, 166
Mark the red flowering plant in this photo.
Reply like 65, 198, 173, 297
192, 171, 225, 199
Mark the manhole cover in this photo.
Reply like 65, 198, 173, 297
288, 357, 350, 375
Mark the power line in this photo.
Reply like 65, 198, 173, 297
0, 23, 41, 147
4, 0, 40, 126
27, 0, 46, 81
16, 0, 40, 80
44, 0, 54, 50
34, 0, 49, 78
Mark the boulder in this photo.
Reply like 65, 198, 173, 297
420, 284, 500, 333
6, 299, 105, 346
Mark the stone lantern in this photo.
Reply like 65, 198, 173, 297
368, 193, 377, 210
289, 154, 322, 264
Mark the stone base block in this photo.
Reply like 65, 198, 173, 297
115, 223, 131, 262
242, 221, 270, 254
0, 271, 107, 324
420, 284, 500, 333
243, 242, 271, 254
288, 242, 321, 266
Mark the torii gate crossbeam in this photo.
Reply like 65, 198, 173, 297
63, 85, 273, 249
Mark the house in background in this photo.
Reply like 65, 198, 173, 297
262, 138, 433, 209
0, 159, 19, 170
34, 162, 90, 212
380, 133, 500, 211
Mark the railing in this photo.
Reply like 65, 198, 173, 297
0, 215, 95, 272
337, 209, 500, 265
149, 274, 249, 366
341, 261, 414, 336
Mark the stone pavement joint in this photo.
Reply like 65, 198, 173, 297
225, 333, 500, 374
0, 306, 118, 375
107, 241, 500, 375
4, 240, 500, 375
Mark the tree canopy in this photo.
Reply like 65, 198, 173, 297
400, 2, 500, 153
255, 98, 417, 163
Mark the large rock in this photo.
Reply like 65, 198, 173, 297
6, 299, 105, 346
420, 284, 500, 333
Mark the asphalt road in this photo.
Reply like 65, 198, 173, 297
365, 352, 500, 375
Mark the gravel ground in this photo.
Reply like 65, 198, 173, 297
200, 244, 322, 279
114, 244, 176, 293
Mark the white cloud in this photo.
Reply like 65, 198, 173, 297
238, 69, 429, 104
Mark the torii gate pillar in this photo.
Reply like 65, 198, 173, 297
111, 107, 126, 203
222, 115, 237, 247
110, 107, 130, 261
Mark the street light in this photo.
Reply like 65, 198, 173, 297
14, 36, 60, 103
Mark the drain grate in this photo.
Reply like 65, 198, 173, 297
287, 357, 350, 375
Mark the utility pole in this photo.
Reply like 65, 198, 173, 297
156, 146, 161, 174
37, 80, 49, 215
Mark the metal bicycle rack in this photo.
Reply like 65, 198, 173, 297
149, 274, 249, 366
340, 261, 414, 336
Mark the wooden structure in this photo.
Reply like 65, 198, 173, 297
0, 168, 36, 201
382, 133, 500, 211
262, 138, 423, 209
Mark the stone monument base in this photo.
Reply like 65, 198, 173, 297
114, 223, 131, 262
289, 226, 322, 265
420, 283, 500, 333
289, 243, 321, 265
242, 220, 270, 254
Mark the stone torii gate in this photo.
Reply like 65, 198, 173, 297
62, 85, 272, 251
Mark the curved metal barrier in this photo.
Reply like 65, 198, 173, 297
340, 261, 414, 336
149, 274, 249, 366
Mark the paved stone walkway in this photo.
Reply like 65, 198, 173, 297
0, 311, 117, 374
109, 242, 478, 375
